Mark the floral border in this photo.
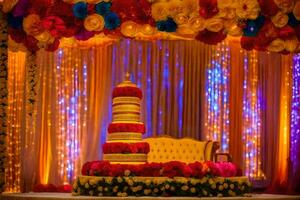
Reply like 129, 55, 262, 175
72, 175, 251, 197
2, 0, 300, 53
0, 6, 8, 193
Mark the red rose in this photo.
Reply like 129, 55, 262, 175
109, 164, 124, 176
196, 29, 226, 45
215, 162, 238, 177
162, 161, 190, 178
199, 0, 219, 19
46, 39, 60, 52
111, 0, 153, 24
189, 162, 204, 178
258, 0, 279, 17
24, 35, 39, 52
89, 161, 111, 176
81, 161, 92, 175
47, 1, 73, 18
241, 36, 255, 51
141, 163, 163, 176
29, 0, 53, 16
203, 161, 222, 176
56, 184, 72, 193
42, 16, 66, 38
254, 20, 278, 50
295, 25, 300, 40
9, 28, 27, 43
279, 26, 295, 40
108, 123, 146, 134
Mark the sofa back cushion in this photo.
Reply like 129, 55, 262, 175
143, 135, 219, 163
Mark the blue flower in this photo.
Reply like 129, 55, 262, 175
7, 13, 23, 29
73, 2, 88, 19
288, 12, 300, 27
243, 15, 265, 37
95, 2, 112, 16
104, 12, 121, 30
156, 18, 177, 32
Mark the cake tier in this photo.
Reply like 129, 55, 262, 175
103, 154, 147, 162
107, 132, 142, 141
108, 122, 145, 134
112, 104, 140, 114
112, 113, 140, 122
112, 86, 142, 99
113, 96, 140, 106
103, 142, 150, 154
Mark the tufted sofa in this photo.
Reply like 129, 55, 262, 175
143, 135, 219, 163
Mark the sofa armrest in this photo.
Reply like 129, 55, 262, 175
214, 153, 233, 162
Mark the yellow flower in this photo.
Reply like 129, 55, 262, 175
127, 179, 134, 186
153, 188, 159, 193
117, 177, 123, 183
218, 8, 236, 19
189, 17, 205, 31
217, 193, 223, 197
211, 184, 216, 189
85, 183, 89, 189
182, 0, 199, 14
73, 182, 78, 190
2, 0, 19, 13
168, 0, 185, 17
113, 186, 118, 193
174, 13, 188, 25
235, 0, 260, 20
205, 18, 224, 32
230, 184, 235, 189
104, 187, 109, 192
89, 179, 97, 186
271, 12, 288, 28
228, 190, 236, 196
121, 21, 138, 37
170, 186, 175, 191
84, 14, 105, 32
190, 187, 196, 193
293, 1, 300, 20
151, 2, 169, 21
124, 170, 131, 176
218, 185, 224, 191
97, 186, 103, 192
223, 183, 228, 189
285, 38, 298, 52
88, 190, 93, 196
23, 14, 44, 36
165, 184, 170, 189
79, 177, 88, 185
181, 185, 189, 191
224, 21, 243, 36
208, 178, 214, 185
202, 189, 208, 196
98, 193, 103, 196
145, 179, 152, 186
274, 0, 294, 13
218, 0, 235, 9
144, 189, 152, 195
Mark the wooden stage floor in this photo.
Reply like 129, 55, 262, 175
0, 193, 300, 200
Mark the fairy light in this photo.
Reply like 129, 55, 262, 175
6, 51, 26, 192
242, 50, 264, 179
291, 54, 300, 179
205, 41, 230, 152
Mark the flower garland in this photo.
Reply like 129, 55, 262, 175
2, 0, 300, 53
82, 161, 241, 178
0, 6, 8, 193
102, 142, 150, 154
73, 175, 251, 197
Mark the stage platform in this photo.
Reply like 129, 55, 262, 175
0, 193, 300, 200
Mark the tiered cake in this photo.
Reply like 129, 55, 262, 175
102, 73, 149, 163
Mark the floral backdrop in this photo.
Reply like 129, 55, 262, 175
2, 0, 300, 53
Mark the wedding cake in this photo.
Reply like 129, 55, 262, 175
102, 73, 149, 163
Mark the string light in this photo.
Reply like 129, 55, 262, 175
6, 51, 26, 192
291, 54, 300, 178
205, 41, 230, 152
242, 50, 264, 179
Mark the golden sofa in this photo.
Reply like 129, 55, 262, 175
143, 135, 220, 163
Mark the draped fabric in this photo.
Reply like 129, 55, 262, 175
5, 39, 296, 194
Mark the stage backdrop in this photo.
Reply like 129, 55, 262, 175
5, 39, 299, 193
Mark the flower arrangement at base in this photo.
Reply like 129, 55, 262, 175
72, 175, 251, 197
103, 142, 150, 154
